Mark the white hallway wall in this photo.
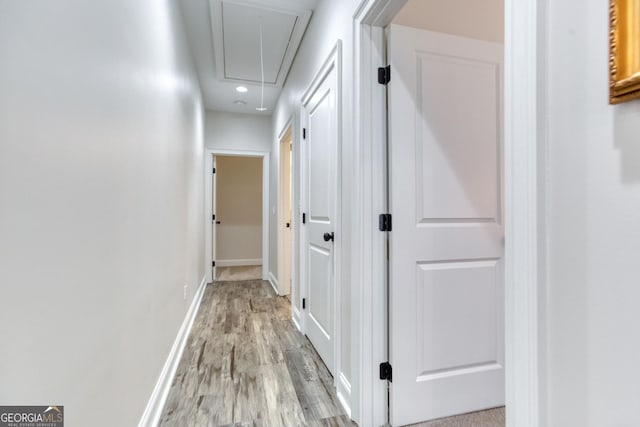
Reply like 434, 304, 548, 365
205, 110, 271, 152
271, 0, 358, 405
546, 0, 640, 425
0, 1, 204, 426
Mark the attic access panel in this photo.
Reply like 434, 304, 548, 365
209, 0, 312, 87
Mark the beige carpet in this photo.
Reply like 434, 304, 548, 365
215, 265, 262, 281
405, 407, 505, 427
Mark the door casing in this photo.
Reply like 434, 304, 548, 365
277, 116, 304, 326
352, 1, 546, 426
278, 124, 293, 296
204, 149, 270, 284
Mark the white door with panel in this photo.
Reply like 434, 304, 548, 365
388, 25, 505, 426
301, 45, 340, 377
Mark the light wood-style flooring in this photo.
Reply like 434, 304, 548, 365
159, 278, 353, 427
160, 270, 504, 427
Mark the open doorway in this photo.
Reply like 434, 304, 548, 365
385, 2, 505, 425
353, 0, 517, 426
278, 125, 293, 296
204, 150, 270, 285
214, 155, 264, 281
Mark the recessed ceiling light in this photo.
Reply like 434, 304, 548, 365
256, 107, 268, 111
234, 100, 247, 105
236, 86, 248, 93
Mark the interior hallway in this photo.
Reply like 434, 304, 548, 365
158, 271, 504, 427
158, 276, 353, 427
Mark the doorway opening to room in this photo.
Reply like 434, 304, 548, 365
278, 124, 294, 297
206, 151, 270, 284
352, 0, 524, 426
386, 4, 505, 425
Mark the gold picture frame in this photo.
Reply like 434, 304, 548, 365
610, 0, 640, 104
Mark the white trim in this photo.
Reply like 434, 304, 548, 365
353, 0, 544, 426
337, 373, 352, 419
352, 2, 406, 426
275, 114, 303, 326
277, 117, 294, 296
290, 117, 301, 320
138, 276, 208, 427
261, 154, 270, 282
300, 40, 344, 394
291, 121, 301, 325
268, 272, 280, 295
298, 113, 308, 336
216, 259, 262, 267
205, 151, 214, 284
208, 148, 267, 156
204, 148, 270, 283
504, 0, 546, 426
291, 306, 302, 332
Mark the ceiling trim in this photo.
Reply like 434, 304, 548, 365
209, 0, 312, 87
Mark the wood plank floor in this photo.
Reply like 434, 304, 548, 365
159, 279, 354, 427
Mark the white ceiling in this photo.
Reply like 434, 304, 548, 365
179, 0, 317, 115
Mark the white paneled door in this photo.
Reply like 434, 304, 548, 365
388, 25, 505, 426
301, 44, 341, 377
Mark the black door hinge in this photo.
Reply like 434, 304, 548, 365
378, 65, 391, 85
212, 214, 216, 221
302, 213, 307, 224
303, 128, 307, 139
380, 362, 392, 381
212, 261, 216, 267
212, 167, 216, 174
302, 298, 306, 309
379, 213, 392, 231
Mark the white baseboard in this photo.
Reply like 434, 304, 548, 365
217, 259, 262, 267
292, 306, 302, 332
337, 372, 352, 419
268, 272, 279, 295
138, 276, 207, 427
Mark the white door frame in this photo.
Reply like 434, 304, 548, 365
352, 1, 546, 426
277, 118, 293, 298
277, 116, 304, 324
204, 149, 270, 284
